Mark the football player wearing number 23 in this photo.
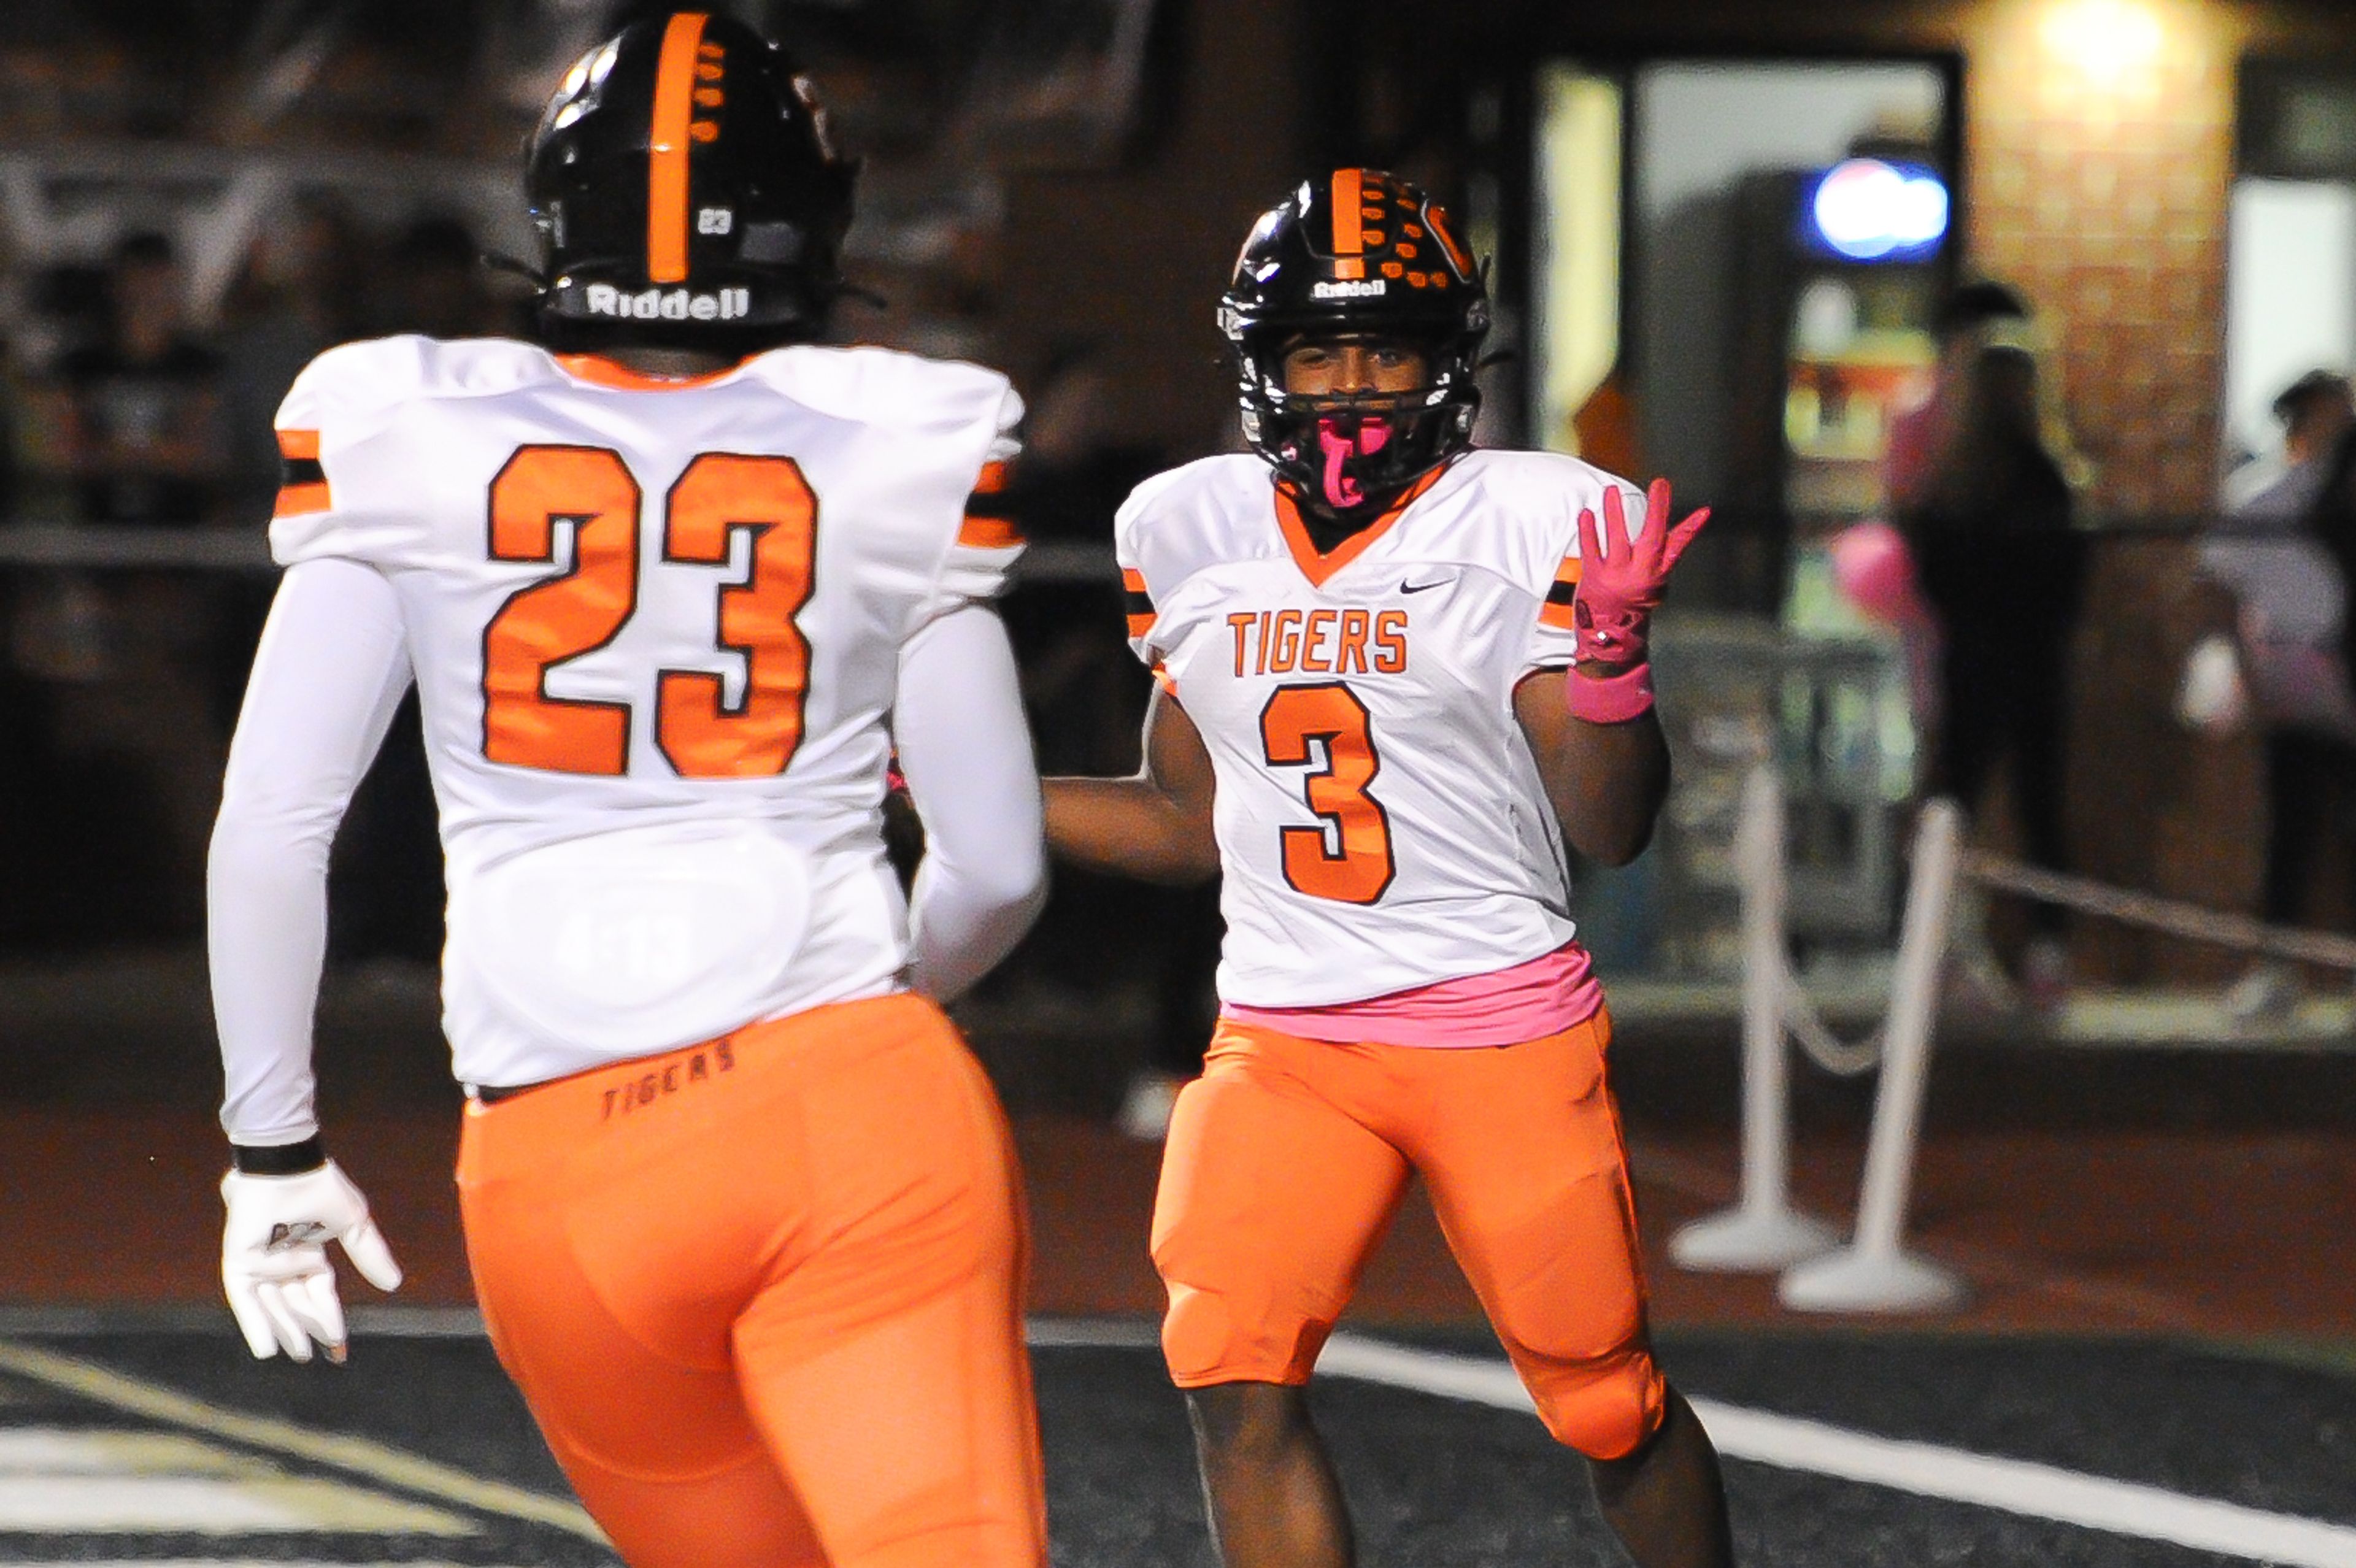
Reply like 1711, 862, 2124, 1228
1045, 171, 1735, 1567
207, 12, 1051, 1567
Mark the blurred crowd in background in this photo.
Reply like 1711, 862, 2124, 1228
4, 0, 2356, 1123
0, 172, 1234, 1121
0, 215, 509, 945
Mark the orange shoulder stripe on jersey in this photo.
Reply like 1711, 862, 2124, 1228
1152, 660, 1177, 697
957, 514, 1024, 548
1331, 168, 1366, 282
274, 485, 331, 518
1271, 462, 1447, 589
957, 461, 1021, 545
646, 12, 709, 285
1123, 567, 1154, 637
274, 428, 330, 517
1539, 554, 1583, 629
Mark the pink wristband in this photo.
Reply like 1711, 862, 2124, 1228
1565, 663, 1655, 724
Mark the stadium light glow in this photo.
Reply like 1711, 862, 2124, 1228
2039, 0, 2165, 89
1807, 159, 1950, 262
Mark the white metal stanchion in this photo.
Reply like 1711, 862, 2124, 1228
1780, 798, 1969, 1313
1669, 766, 1839, 1272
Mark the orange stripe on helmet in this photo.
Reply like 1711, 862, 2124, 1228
1330, 169, 1370, 280
647, 12, 709, 285
1426, 202, 1474, 279
1331, 169, 1364, 256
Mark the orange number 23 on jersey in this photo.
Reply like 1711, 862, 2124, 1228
1260, 682, 1396, 904
482, 445, 817, 778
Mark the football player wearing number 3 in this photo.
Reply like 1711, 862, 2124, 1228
1045, 171, 1735, 1567
207, 12, 1050, 1567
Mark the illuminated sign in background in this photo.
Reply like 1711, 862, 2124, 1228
1803, 158, 1949, 263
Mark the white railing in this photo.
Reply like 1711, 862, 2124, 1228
1671, 763, 2356, 1315
1670, 766, 1966, 1310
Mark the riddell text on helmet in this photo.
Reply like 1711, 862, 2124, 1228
580, 283, 755, 320
1311, 278, 1387, 299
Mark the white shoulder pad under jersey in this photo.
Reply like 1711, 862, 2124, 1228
268, 334, 1024, 1088
1112, 448, 1646, 1009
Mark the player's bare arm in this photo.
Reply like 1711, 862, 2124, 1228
1514, 667, 1670, 866
1517, 477, 1709, 866
1042, 683, 1220, 885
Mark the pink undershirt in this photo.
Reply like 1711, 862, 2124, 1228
1221, 941, 1603, 1048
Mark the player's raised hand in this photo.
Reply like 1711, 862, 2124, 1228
220, 1159, 403, 1363
1572, 478, 1711, 668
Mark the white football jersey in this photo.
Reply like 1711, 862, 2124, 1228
271, 334, 1022, 1087
1117, 449, 1644, 1008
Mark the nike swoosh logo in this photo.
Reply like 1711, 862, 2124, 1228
1400, 577, 1450, 594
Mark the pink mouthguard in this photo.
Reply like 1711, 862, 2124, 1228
1317, 418, 1392, 509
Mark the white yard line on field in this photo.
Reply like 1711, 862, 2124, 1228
1316, 1332, 2356, 1568
0, 1340, 606, 1545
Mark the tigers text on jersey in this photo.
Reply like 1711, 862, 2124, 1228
270, 334, 1022, 1088
1117, 450, 1644, 1009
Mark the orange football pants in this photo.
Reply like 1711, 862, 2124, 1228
1151, 1009, 1666, 1460
455, 992, 1047, 1568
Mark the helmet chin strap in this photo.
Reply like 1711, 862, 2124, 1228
1317, 416, 1393, 510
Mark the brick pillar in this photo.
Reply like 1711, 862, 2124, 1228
1960, 0, 2262, 980
1965, 0, 2236, 518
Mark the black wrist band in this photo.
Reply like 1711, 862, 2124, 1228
231, 1137, 327, 1175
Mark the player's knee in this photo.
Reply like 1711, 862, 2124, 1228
1528, 1350, 1666, 1461
1160, 1281, 1326, 1387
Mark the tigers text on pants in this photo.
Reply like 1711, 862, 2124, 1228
456, 991, 1047, 1568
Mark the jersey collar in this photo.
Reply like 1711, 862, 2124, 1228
1271, 461, 1450, 588
553, 353, 746, 391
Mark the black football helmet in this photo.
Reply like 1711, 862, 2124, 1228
525, 9, 855, 349
1220, 169, 1490, 511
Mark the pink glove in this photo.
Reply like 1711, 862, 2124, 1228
1566, 478, 1709, 724
1572, 478, 1709, 669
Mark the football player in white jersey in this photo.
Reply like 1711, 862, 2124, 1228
1045, 171, 1735, 1567
207, 13, 1050, 1566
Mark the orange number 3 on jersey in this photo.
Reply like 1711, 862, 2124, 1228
1259, 682, 1395, 904
480, 445, 817, 779
656, 454, 817, 778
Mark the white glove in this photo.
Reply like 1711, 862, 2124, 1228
220, 1159, 403, 1362
2174, 632, 2249, 737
